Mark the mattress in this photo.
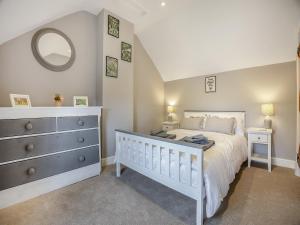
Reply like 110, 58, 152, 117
146, 129, 247, 217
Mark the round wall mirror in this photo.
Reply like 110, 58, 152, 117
31, 28, 75, 72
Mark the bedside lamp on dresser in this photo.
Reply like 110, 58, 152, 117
261, 103, 274, 129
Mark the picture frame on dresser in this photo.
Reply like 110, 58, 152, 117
73, 96, 88, 107
9, 94, 31, 108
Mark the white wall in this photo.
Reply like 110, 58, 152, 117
0, 11, 98, 106
134, 35, 165, 133
165, 62, 297, 160
98, 10, 134, 158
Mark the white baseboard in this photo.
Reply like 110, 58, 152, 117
102, 156, 115, 166
272, 157, 295, 169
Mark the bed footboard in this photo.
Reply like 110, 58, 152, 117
115, 130, 204, 225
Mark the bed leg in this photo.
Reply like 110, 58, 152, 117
196, 199, 203, 225
116, 161, 121, 177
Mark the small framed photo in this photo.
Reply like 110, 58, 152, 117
73, 96, 88, 107
10, 94, 31, 108
121, 42, 132, 62
106, 56, 118, 78
108, 15, 119, 38
205, 76, 216, 93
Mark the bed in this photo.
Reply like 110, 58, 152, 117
115, 111, 247, 225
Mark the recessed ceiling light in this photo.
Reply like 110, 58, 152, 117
161, 2, 166, 7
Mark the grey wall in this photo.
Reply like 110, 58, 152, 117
165, 61, 297, 160
0, 11, 98, 106
134, 35, 165, 133
98, 10, 134, 158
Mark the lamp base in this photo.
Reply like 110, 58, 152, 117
264, 118, 272, 129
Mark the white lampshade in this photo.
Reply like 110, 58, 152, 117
167, 105, 175, 113
261, 104, 274, 116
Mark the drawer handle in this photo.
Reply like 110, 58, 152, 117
25, 122, 33, 130
27, 167, 36, 176
77, 120, 85, 126
258, 137, 261, 140
77, 137, 85, 143
78, 155, 86, 162
25, 143, 35, 152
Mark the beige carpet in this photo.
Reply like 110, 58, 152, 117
0, 164, 299, 225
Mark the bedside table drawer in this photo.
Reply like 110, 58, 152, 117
249, 134, 268, 143
162, 125, 173, 131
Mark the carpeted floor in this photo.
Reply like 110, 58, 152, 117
0, 164, 299, 225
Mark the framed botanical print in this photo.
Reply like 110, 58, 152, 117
108, 15, 119, 38
205, 76, 216, 93
10, 94, 31, 107
121, 42, 132, 62
106, 56, 118, 78
73, 96, 88, 107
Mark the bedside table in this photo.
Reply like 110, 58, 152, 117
247, 128, 272, 172
162, 121, 179, 131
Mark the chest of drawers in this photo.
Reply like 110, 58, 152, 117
0, 107, 102, 208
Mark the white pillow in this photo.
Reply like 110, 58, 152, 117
203, 117, 235, 135
181, 117, 205, 130
202, 114, 245, 136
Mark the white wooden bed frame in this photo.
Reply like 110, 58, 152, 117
115, 111, 245, 225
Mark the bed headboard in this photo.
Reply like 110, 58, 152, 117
184, 110, 246, 135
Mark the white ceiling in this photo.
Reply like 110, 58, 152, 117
138, 0, 300, 81
0, 0, 300, 81
0, 0, 178, 45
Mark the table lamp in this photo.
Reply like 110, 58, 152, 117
167, 105, 175, 121
261, 103, 274, 129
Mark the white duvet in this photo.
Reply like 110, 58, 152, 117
165, 129, 247, 217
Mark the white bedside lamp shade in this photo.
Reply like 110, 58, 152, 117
261, 104, 274, 116
261, 104, 274, 129
167, 105, 174, 113
167, 105, 175, 121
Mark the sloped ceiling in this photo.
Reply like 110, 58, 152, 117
137, 0, 300, 81
1, 0, 300, 81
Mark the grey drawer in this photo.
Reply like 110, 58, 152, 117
57, 116, 98, 131
0, 118, 56, 138
0, 129, 99, 163
0, 146, 99, 191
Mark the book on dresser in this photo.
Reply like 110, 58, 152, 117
0, 107, 102, 209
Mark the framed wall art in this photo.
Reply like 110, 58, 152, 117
106, 56, 118, 78
121, 42, 132, 62
205, 76, 216, 93
108, 15, 119, 38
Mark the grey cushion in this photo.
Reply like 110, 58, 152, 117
204, 117, 235, 135
181, 117, 204, 130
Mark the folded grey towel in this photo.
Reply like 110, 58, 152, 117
180, 134, 208, 144
180, 134, 215, 150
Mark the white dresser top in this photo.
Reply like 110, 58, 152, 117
0, 107, 102, 119
247, 127, 272, 134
